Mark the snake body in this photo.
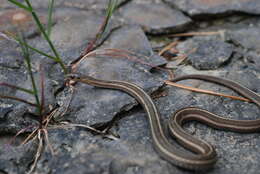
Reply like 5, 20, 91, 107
70, 74, 260, 170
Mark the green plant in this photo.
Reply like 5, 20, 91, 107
3, 0, 120, 131
8, 0, 67, 73
2, 0, 119, 172
7, 0, 119, 74
0, 35, 43, 117
71, 0, 119, 67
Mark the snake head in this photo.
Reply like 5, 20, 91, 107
66, 73, 81, 80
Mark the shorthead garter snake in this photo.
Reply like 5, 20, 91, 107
69, 74, 260, 170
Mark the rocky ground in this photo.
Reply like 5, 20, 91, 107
0, 0, 260, 174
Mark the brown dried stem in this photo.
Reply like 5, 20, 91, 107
165, 80, 251, 102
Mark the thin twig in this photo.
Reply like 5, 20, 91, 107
42, 129, 55, 155
165, 80, 251, 102
175, 47, 197, 65
6, 125, 35, 147
21, 128, 38, 145
43, 108, 59, 127
158, 41, 179, 56
58, 122, 106, 135
27, 131, 43, 174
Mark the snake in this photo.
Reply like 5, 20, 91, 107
69, 74, 260, 170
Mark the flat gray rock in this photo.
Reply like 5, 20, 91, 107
50, 10, 106, 50
0, 141, 37, 174
65, 25, 165, 126
119, 2, 192, 34
32, 127, 174, 174
0, 9, 47, 37
186, 39, 233, 70
228, 27, 260, 51
173, 37, 233, 70
244, 51, 260, 70
0, 39, 34, 134
163, 0, 260, 17
0, 38, 57, 134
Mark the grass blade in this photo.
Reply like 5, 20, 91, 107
17, 38, 59, 61
0, 82, 34, 95
18, 35, 41, 114
165, 80, 251, 102
75, 0, 118, 63
96, 0, 118, 40
23, 0, 67, 73
0, 95, 37, 107
2, 26, 60, 62
39, 64, 45, 123
47, 0, 54, 37
102, 0, 118, 35
7, 0, 32, 11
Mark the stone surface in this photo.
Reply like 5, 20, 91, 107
50, 10, 104, 50
33, 127, 176, 174
0, 141, 37, 174
0, 39, 33, 134
1, 0, 260, 174
0, 9, 47, 37
0, 38, 58, 134
119, 2, 192, 34
163, 0, 260, 17
227, 27, 260, 51
186, 39, 233, 70
65, 25, 166, 126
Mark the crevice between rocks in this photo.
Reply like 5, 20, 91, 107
0, 169, 8, 174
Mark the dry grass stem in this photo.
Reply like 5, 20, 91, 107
165, 80, 251, 102
27, 131, 43, 174
42, 129, 55, 155
58, 122, 105, 134
158, 41, 179, 56
175, 47, 197, 65
21, 128, 38, 145
6, 126, 34, 146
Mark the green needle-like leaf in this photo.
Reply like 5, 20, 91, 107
15, 38, 59, 61
18, 35, 41, 114
23, 0, 67, 73
0, 82, 34, 95
47, 0, 54, 37
7, 0, 32, 11
99, 0, 118, 38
